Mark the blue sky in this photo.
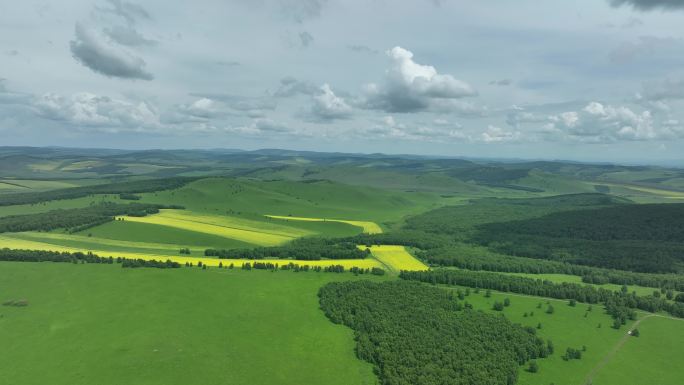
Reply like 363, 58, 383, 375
2, 0, 684, 164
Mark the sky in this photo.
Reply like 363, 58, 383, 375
2, 0, 684, 164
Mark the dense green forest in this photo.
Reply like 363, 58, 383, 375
319, 280, 551, 385
473, 204, 684, 273
403, 194, 628, 239
0, 203, 182, 233
0, 177, 194, 206
418, 245, 684, 291
205, 238, 370, 260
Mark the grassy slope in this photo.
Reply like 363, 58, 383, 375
0, 262, 381, 385
443, 285, 683, 385
593, 315, 684, 385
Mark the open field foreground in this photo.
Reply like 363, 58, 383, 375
0, 263, 382, 385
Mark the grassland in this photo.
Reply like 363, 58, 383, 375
504, 272, 664, 297
441, 284, 684, 385
266, 215, 383, 234
0, 262, 382, 385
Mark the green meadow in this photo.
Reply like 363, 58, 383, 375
0, 262, 383, 385
441, 285, 684, 385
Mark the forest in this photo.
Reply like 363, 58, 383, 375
319, 280, 551, 385
0, 177, 194, 206
0, 203, 182, 233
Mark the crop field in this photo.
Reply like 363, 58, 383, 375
266, 215, 383, 234
0, 234, 384, 269
116, 210, 300, 246
442, 285, 684, 385
363, 245, 428, 273
0, 262, 383, 385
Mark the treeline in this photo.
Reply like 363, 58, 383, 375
0, 202, 182, 234
191, 260, 385, 275
474, 233, 684, 273
319, 280, 551, 385
0, 202, 182, 233
400, 269, 684, 319
0, 248, 181, 270
0, 177, 194, 206
479, 204, 684, 242
206, 238, 369, 260
420, 246, 684, 291
473, 204, 684, 273
403, 193, 625, 239
345, 230, 452, 250
121, 258, 180, 268
0, 248, 114, 264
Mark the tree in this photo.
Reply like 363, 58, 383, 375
631, 328, 640, 337
527, 361, 539, 373
546, 305, 555, 314
503, 298, 511, 307
485, 289, 492, 298
493, 301, 504, 311
568, 299, 577, 307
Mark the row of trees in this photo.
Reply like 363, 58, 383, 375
319, 280, 552, 385
205, 238, 369, 260
0, 177, 195, 206
419, 246, 684, 291
237, 261, 384, 275
399, 269, 684, 319
121, 258, 180, 268
0, 202, 183, 234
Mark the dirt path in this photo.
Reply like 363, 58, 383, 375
582, 315, 653, 385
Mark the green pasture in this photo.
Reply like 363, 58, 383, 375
0, 262, 382, 385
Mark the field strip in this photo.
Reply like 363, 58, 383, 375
157, 211, 313, 238
9, 232, 205, 253
266, 215, 383, 234
0, 234, 383, 269
118, 213, 294, 246
361, 245, 428, 272
589, 181, 684, 198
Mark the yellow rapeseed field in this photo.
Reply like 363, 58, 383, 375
0, 234, 383, 269
266, 215, 383, 234
360, 245, 428, 273
118, 210, 297, 246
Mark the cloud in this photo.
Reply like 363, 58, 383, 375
5, 50, 19, 56
103, 25, 157, 47
347, 45, 378, 54
638, 78, 684, 101
489, 79, 512, 86
609, 0, 684, 11
299, 31, 314, 47
481, 125, 521, 143
278, 0, 328, 23
96, 0, 151, 25
608, 36, 681, 64
216, 60, 241, 67
360, 46, 477, 113
309, 84, 352, 121
33, 92, 159, 131
273, 77, 318, 97
70, 23, 153, 80
189, 93, 277, 118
